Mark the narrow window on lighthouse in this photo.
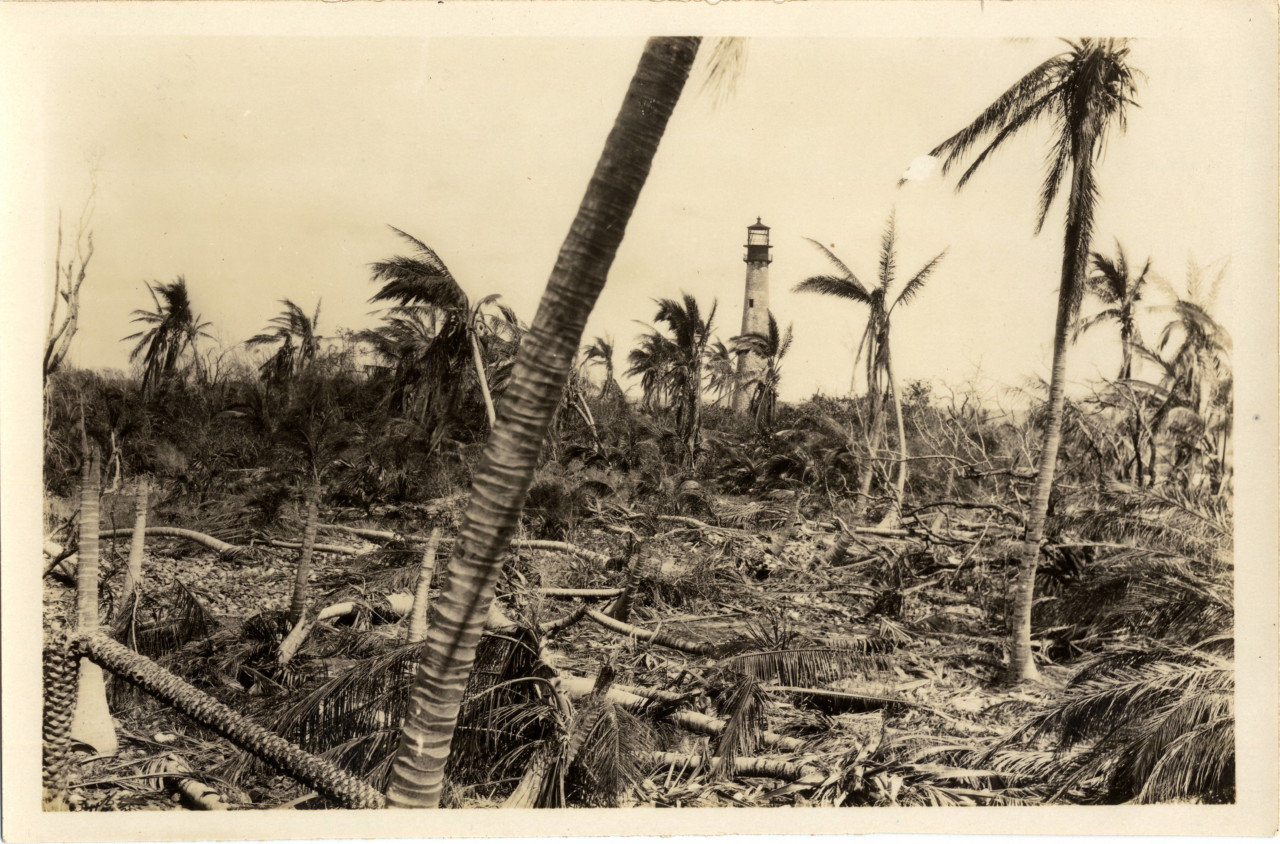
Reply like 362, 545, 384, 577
748, 298, 754, 307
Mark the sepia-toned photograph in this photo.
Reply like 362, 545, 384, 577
4, 1, 1277, 841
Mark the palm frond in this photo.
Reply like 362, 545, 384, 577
892, 249, 948, 312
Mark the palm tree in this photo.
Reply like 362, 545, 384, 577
385, 36, 703, 809
794, 212, 945, 519
582, 335, 622, 401
658, 293, 717, 462
122, 277, 212, 396
731, 311, 793, 432
1143, 257, 1232, 491
368, 228, 502, 428
927, 38, 1141, 683
703, 339, 738, 408
1075, 241, 1151, 380
246, 298, 322, 385
626, 328, 679, 411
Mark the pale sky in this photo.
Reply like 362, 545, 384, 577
21, 20, 1274, 404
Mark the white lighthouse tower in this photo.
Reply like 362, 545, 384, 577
733, 217, 772, 412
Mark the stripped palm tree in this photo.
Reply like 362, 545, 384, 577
926, 38, 1141, 682
122, 277, 212, 396
385, 36, 706, 809
1075, 241, 1151, 381
731, 311, 793, 432
246, 298, 322, 386
794, 213, 945, 519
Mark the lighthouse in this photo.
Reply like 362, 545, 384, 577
733, 218, 772, 412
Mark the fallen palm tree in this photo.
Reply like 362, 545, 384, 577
44, 633, 385, 809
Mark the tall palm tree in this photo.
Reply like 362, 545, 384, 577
794, 212, 945, 518
246, 298, 322, 385
386, 36, 703, 809
368, 228, 501, 428
122, 277, 212, 396
927, 38, 1141, 683
1075, 241, 1151, 380
629, 293, 716, 463
731, 311, 793, 432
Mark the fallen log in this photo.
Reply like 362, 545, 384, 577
266, 539, 361, 555
640, 752, 821, 783
766, 684, 956, 721
584, 610, 717, 656
95, 526, 241, 556
537, 587, 625, 599
319, 527, 611, 566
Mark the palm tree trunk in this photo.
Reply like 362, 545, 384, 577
69, 443, 118, 756
851, 381, 883, 525
385, 36, 700, 809
886, 355, 908, 506
288, 482, 321, 627
1007, 133, 1096, 685
469, 330, 497, 428
406, 529, 441, 644
121, 476, 148, 605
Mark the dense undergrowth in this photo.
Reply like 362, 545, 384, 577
43, 346, 1233, 809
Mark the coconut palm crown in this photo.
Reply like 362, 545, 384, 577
247, 298, 322, 385
1076, 241, 1151, 380
123, 276, 213, 396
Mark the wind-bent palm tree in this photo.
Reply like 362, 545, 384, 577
246, 298, 322, 385
731, 311, 793, 432
386, 36, 704, 809
703, 339, 737, 408
626, 329, 679, 411
583, 335, 622, 401
1143, 257, 1233, 490
1076, 241, 1151, 380
927, 38, 1141, 683
123, 277, 212, 396
628, 293, 717, 463
367, 228, 503, 428
794, 212, 945, 519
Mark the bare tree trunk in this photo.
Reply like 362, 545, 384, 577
405, 529, 441, 644
1007, 133, 1096, 685
288, 483, 321, 627
385, 36, 700, 809
69, 442, 118, 756
469, 331, 497, 428
886, 354, 908, 508
120, 476, 148, 605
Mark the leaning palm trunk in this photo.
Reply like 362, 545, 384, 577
69, 443, 118, 756
886, 355, 908, 511
385, 36, 700, 809
120, 476, 148, 604
74, 634, 385, 808
406, 529, 441, 644
469, 331, 497, 428
851, 385, 884, 525
1008, 137, 1096, 684
288, 483, 321, 626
